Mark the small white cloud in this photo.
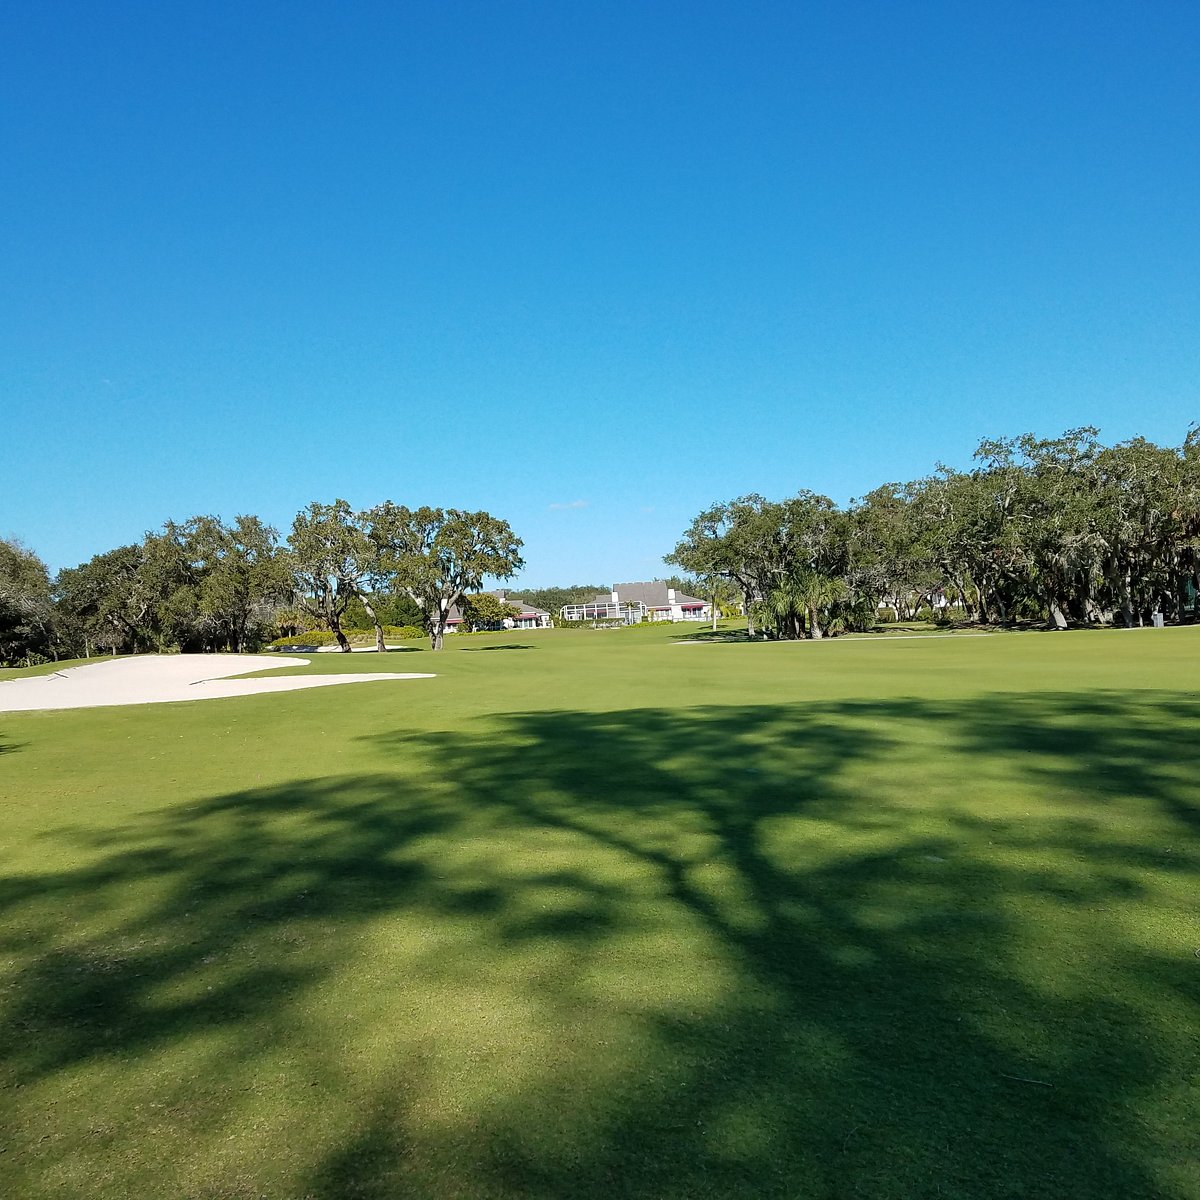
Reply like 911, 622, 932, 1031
548, 499, 589, 511
640, 506, 656, 514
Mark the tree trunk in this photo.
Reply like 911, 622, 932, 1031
956, 577, 978, 622
1120, 568, 1135, 628
428, 595, 456, 651
329, 617, 351, 652
360, 592, 386, 652
1047, 597, 1068, 630
1084, 596, 1109, 626
808, 605, 824, 639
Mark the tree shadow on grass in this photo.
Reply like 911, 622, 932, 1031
1, 692, 1197, 1197
347, 692, 1200, 1199
456, 642, 537, 651
670, 627, 756, 642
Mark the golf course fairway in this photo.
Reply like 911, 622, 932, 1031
1, 624, 1197, 1198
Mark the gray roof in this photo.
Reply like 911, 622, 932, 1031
590, 581, 707, 608
447, 591, 550, 623
500, 594, 551, 618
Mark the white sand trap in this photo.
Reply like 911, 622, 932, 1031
0, 654, 434, 713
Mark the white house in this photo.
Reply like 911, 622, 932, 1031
445, 590, 553, 633
562, 581, 711, 624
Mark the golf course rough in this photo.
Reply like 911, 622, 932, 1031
1, 624, 1197, 1199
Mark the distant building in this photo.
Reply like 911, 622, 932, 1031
445, 590, 552, 633
561, 581, 711, 624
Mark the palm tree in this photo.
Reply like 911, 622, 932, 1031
762, 571, 847, 640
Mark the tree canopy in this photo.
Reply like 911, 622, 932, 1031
670, 426, 1200, 639
0, 538, 54, 665
287, 500, 377, 652
367, 505, 524, 649
460, 592, 521, 632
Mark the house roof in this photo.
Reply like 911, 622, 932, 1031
591, 581, 707, 608
496, 592, 551, 618
446, 591, 550, 623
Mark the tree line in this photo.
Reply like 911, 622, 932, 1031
0, 502, 523, 665
5, 425, 1196, 664
668, 426, 1200, 639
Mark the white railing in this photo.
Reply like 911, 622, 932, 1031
560, 602, 647, 624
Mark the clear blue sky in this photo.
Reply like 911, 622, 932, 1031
3, 1, 1197, 584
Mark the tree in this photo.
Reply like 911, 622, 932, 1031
343, 591, 424, 632
667, 495, 790, 634
138, 515, 291, 651
755, 569, 848, 640
189, 515, 291, 650
54, 545, 156, 656
367, 505, 524, 650
1093, 436, 1191, 626
140, 518, 213, 650
849, 484, 932, 621
288, 500, 372, 652
516, 585, 606, 617
693, 573, 740, 630
0, 539, 54, 665
972, 428, 1104, 630
460, 592, 520, 631
667, 491, 847, 639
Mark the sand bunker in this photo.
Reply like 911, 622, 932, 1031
0, 654, 434, 713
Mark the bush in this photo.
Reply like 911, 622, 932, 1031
270, 625, 426, 648
382, 625, 425, 640
270, 631, 339, 647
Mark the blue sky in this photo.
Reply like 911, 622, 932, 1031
3, 1, 1197, 584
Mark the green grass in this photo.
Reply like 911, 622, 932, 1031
0, 654, 104, 681
1, 625, 1198, 1198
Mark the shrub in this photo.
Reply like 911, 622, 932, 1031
270, 625, 426, 648
270, 631, 339, 647
382, 625, 425, 640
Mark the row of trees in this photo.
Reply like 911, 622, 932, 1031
7, 425, 1196, 662
668, 427, 1200, 639
1, 503, 524, 664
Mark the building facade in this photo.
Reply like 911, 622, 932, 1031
562, 581, 710, 624
445, 590, 553, 633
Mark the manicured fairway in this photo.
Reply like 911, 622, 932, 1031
2, 626, 1198, 1198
